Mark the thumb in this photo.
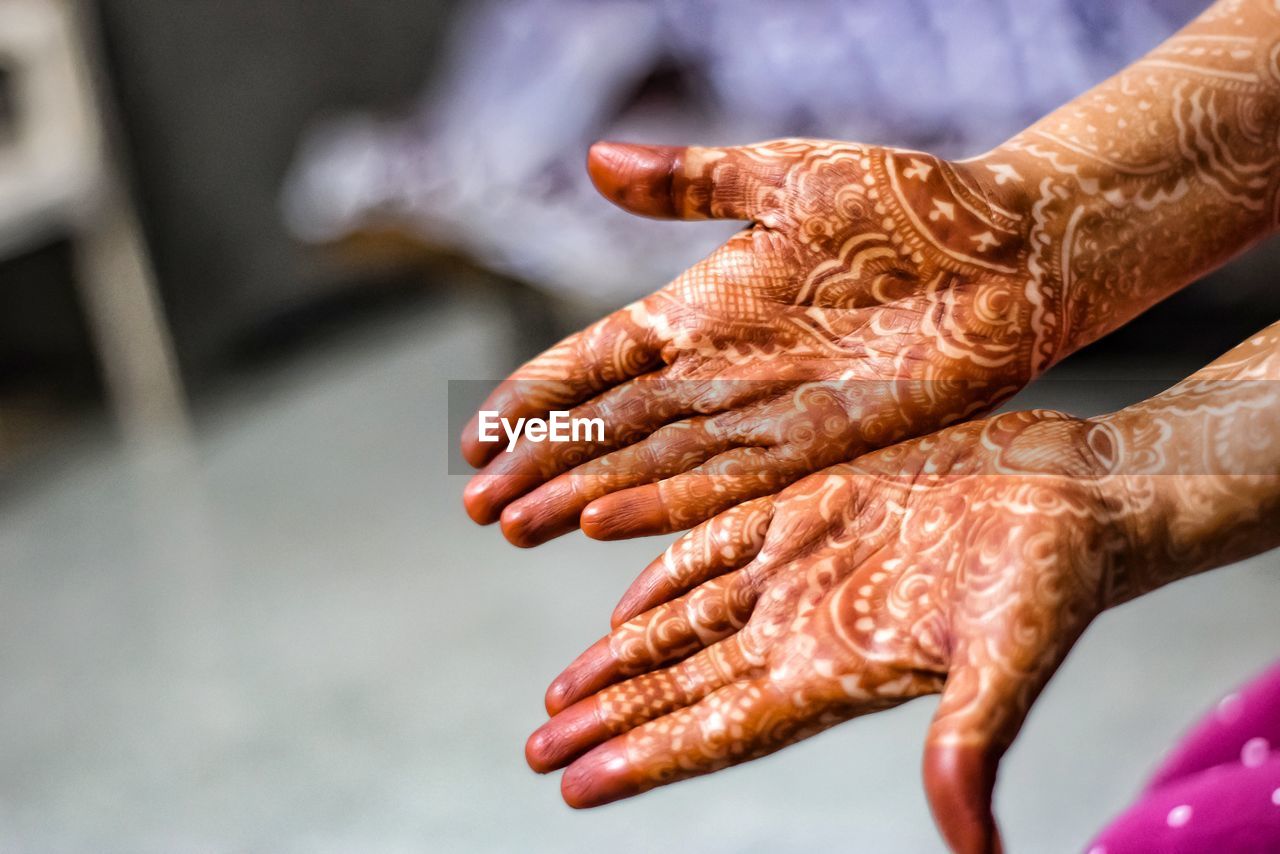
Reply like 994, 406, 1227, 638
923, 720, 1004, 854
923, 651, 1053, 854
585, 140, 795, 221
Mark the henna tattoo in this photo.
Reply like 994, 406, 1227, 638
528, 319, 1280, 853
465, 141, 1044, 547
995, 0, 1280, 352
461, 0, 1280, 550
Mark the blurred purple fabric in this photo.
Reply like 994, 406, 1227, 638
282, 0, 1206, 303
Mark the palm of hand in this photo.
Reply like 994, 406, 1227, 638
463, 139, 1063, 548
527, 411, 1127, 853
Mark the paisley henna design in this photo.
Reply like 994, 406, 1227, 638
527, 321, 1280, 854
462, 0, 1280, 548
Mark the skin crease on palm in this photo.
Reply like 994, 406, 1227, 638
525, 319, 1280, 854
461, 0, 1280, 549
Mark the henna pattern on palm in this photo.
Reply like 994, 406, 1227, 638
461, 0, 1280, 548
526, 321, 1280, 854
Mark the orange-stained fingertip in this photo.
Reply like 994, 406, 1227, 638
459, 412, 499, 469
525, 698, 608, 773
586, 141, 683, 219
497, 503, 541, 548
580, 489, 667, 540
461, 476, 503, 525
499, 501, 579, 548
560, 742, 643, 808
545, 637, 616, 715
923, 742, 1003, 854
497, 477, 598, 547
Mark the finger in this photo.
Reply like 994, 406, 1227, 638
460, 304, 661, 470
559, 678, 824, 808
923, 649, 1059, 854
464, 372, 692, 529
498, 416, 738, 547
496, 377, 789, 543
544, 570, 757, 715
581, 446, 809, 540
923, 741, 1004, 854
526, 634, 758, 773
612, 498, 773, 628
586, 141, 797, 221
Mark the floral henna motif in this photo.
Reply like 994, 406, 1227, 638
464, 141, 1048, 547
462, 0, 1280, 549
996, 0, 1280, 353
527, 321, 1280, 854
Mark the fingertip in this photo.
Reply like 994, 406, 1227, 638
502, 499, 583, 548
526, 699, 608, 773
581, 490, 667, 540
579, 501, 608, 537
499, 502, 543, 548
464, 466, 547, 527
525, 727, 558, 774
524, 718, 578, 774
586, 141, 683, 219
561, 743, 641, 808
460, 414, 500, 469
462, 477, 501, 525
923, 742, 1001, 854
559, 762, 597, 809
543, 678, 572, 717
545, 638, 616, 715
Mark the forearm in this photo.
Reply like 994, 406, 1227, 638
1089, 318, 1280, 604
974, 0, 1280, 358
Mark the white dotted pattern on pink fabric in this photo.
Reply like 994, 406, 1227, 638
1217, 692, 1244, 724
1241, 737, 1270, 768
1167, 804, 1193, 828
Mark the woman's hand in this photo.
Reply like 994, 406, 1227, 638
461, 0, 1280, 548
524, 409, 1123, 853
525, 318, 1280, 853
463, 139, 1054, 546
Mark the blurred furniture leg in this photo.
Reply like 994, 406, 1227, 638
0, 0, 188, 446
71, 174, 190, 446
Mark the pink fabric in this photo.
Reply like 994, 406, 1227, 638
1085, 661, 1280, 853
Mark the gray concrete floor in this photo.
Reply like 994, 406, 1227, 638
1, 289, 1276, 853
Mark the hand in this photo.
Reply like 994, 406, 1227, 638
463, 139, 1054, 546
462, 0, 1280, 548
524, 315, 1280, 853
524, 409, 1127, 853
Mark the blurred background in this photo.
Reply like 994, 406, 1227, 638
1, 0, 1278, 851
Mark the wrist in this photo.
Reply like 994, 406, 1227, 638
955, 146, 1043, 222
1086, 377, 1280, 607
1083, 412, 1184, 607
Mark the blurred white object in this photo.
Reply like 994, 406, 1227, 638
0, 0, 187, 444
0, 0, 97, 256
283, 0, 1205, 305
283, 0, 736, 305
